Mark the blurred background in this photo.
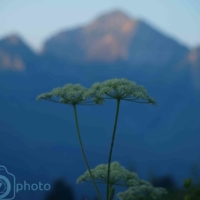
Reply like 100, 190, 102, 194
0, 0, 200, 199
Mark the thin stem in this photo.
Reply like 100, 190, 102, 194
108, 186, 115, 200
73, 105, 102, 200
106, 99, 121, 200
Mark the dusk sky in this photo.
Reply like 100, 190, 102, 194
0, 0, 200, 52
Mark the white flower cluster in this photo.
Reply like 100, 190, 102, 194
117, 184, 168, 200
77, 162, 167, 200
87, 78, 157, 106
77, 161, 141, 186
36, 84, 90, 105
37, 78, 157, 106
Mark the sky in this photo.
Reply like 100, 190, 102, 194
0, 0, 200, 52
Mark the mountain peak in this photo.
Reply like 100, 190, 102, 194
87, 9, 136, 31
43, 9, 188, 64
0, 34, 23, 46
7, 34, 21, 44
98, 10, 130, 20
0, 34, 36, 72
95, 10, 131, 22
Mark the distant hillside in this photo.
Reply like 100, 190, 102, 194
188, 46, 200, 67
43, 10, 189, 66
0, 10, 194, 73
187, 47, 200, 90
175, 46, 200, 91
0, 35, 36, 71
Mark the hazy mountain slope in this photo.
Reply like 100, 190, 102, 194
0, 35, 37, 72
43, 10, 189, 65
188, 46, 200, 66
127, 20, 189, 66
187, 47, 200, 91
175, 46, 200, 91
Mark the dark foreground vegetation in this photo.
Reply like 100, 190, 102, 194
44, 176, 200, 200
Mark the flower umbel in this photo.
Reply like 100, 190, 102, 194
36, 84, 93, 105
87, 78, 157, 106
77, 162, 167, 199
77, 161, 141, 187
117, 184, 168, 200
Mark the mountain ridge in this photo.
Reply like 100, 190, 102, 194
0, 10, 199, 92
0, 34, 36, 71
43, 10, 189, 65
0, 9, 194, 72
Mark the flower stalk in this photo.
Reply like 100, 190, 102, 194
107, 99, 120, 200
73, 105, 102, 200
37, 84, 102, 200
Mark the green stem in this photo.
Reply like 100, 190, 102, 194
106, 99, 121, 200
73, 105, 102, 200
108, 185, 115, 200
